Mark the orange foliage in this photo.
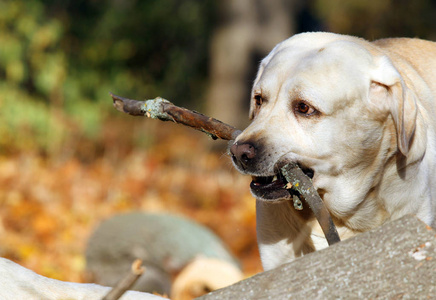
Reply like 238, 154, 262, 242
0, 126, 262, 283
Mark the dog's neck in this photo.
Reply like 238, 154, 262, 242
255, 199, 316, 270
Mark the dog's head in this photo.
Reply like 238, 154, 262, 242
230, 32, 418, 222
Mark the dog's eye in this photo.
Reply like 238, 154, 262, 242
295, 101, 316, 115
254, 95, 263, 107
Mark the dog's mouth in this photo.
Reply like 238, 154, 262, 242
250, 166, 314, 201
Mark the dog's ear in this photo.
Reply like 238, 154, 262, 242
369, 56, 418, 156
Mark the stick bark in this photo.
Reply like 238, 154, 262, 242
281, 162, 340, 245
111, 93, 241, 140
102, 259, 145, 300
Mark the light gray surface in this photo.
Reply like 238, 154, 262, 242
200, 215, 436, 299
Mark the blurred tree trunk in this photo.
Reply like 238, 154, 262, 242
206, 0, 299, 129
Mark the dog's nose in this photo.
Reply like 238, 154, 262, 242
230, 142, 256, 169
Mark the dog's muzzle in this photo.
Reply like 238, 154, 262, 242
230, 141, 314, 201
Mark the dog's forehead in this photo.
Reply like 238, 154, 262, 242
261, 39, 372, 80
254, 38, 373, 110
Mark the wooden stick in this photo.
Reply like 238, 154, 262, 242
111, 93, 241, 141
102, 259, 145, 300
281, 162, 340, 245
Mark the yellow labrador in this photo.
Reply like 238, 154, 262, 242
230, 32, 436, 270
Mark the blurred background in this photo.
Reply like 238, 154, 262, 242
1, 0, 436, 296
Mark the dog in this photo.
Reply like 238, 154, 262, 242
230, 32, 436, 271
